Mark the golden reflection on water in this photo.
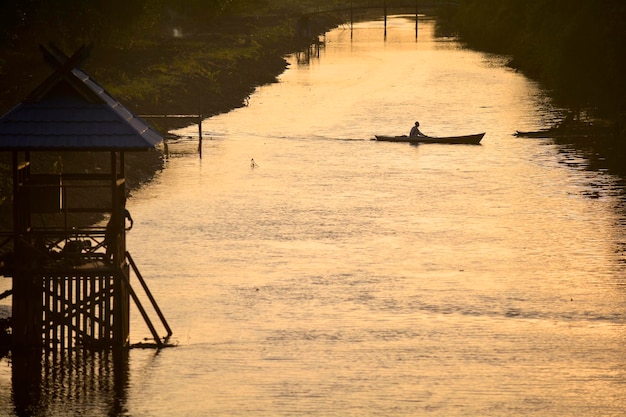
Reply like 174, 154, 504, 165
1, 15, 626, 417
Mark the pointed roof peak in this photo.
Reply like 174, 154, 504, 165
26, 44, 106, 106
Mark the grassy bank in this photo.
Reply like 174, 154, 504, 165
1, 2, 346, 125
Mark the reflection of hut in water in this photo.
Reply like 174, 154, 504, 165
0, 45, 172, 351
296, 35, 325, 65
12, 347, 130, 415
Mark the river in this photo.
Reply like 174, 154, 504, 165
1, 15, 626, 417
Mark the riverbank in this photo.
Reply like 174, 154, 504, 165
0, 11, 344, 128
450, 0, 626, 177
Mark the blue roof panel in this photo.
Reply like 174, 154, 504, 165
0, 66, 163, 151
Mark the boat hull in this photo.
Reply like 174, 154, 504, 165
374, 132, 485, 144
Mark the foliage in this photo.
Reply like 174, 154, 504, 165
0, 0, 292, 50
0, 0, 351, 117
1, 0, 148, 48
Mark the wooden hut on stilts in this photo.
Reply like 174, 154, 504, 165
0, 45, 172, 351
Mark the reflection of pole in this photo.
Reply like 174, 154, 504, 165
198, 115, 203, 158
12, 350, 43, 416
113, 349, 130, 416
12, 349, 132, 417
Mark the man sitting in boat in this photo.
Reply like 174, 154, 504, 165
409, 121, 425, 137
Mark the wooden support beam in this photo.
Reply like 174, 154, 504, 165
126, 252, 173, 338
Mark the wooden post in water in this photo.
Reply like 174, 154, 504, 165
198, 115, 203, 158
137, 114, 204, 158
350, 2, 354, 39
384, 0, 388, 40
415, 0, 419, 39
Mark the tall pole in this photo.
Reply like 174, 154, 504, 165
384, 0, 387, 40
415, 0, 419, 39
198, 116, 203, 158
350, 1, 354, 39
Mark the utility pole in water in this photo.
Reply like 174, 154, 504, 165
415, 0, 419, 39
384, 0, 387, 39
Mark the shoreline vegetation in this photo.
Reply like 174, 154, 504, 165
449, 0, 626, 177
1, 1, 363, 129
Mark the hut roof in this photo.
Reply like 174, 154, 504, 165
0, 45, 162, 151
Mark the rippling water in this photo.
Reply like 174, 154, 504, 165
1, 16, 626, 417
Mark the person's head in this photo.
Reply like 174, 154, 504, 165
414, 121, 420, 126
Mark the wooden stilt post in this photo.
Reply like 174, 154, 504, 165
12, 273, 42, 350
113, 267, 130, 348
11, 150, 43, 351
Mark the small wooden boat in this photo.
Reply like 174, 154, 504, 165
374, 132, 485, 144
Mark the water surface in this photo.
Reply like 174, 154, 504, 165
1, 16, 625, 417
